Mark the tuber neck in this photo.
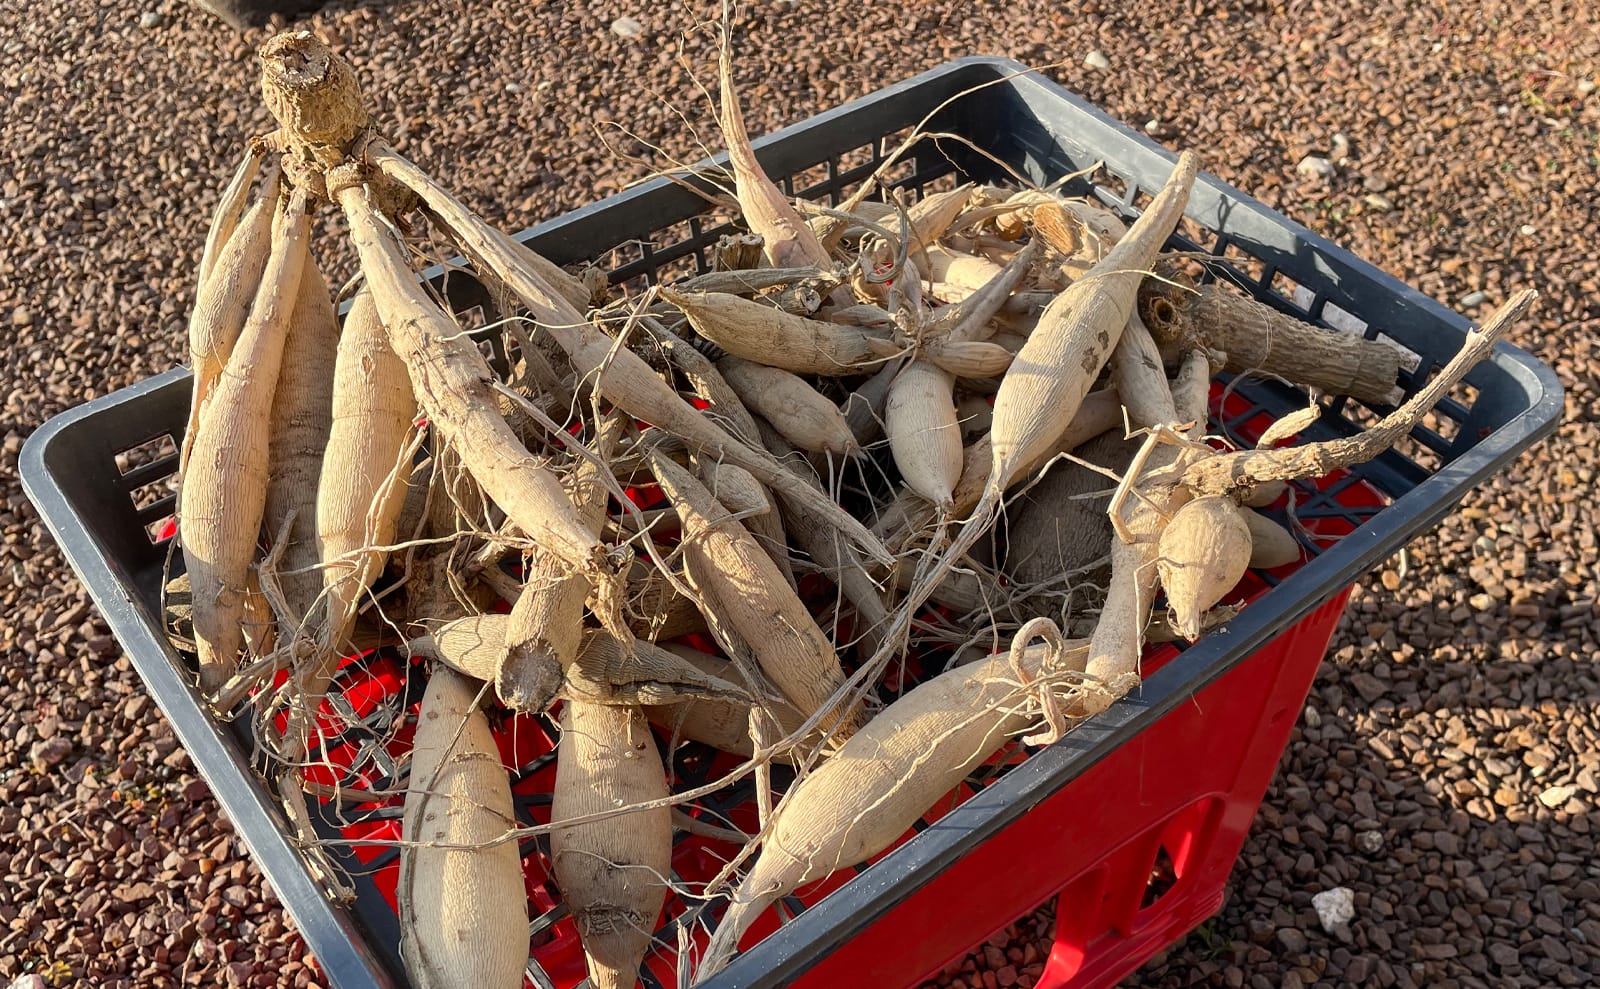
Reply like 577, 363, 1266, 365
258, 30, 371, 165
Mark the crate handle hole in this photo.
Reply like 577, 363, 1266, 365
1139, 844, 1179, 909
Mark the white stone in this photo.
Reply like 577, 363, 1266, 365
1458, 290, 1488, 308
1084, 50, 1110, 71
610, 16, 646, 39
1355, 830, 1384, 853
1540, 784, 1578, 808
1312, 887, 1357, 932
1295, 154, 1336, 180
1519, 224, 1538, 236
1364, 194, 1393, 211
138, 11, 162, 28
1577, 78, 1596, 96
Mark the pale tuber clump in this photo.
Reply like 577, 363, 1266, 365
1156, 495, 1254, 640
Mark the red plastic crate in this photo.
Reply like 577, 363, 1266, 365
805, 590, 1351, 989
275, 578, 1354, 989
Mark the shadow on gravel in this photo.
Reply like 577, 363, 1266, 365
1131, 646, 1600, 989
185, 0, 382, 31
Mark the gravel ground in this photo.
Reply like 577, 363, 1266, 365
1, 1, 1596, 987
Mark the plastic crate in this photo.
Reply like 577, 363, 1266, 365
21, 57, 1560, 989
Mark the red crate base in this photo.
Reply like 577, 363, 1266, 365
789, 587, 1352, 989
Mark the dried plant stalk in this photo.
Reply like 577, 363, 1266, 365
1182, 290, 1535, 497
1139, 271, 1408, 406
1082, 351, 1211, 712
565, 629, 748, 706
643, 646, 805, 757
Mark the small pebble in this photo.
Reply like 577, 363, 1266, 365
1519, 224, 1537, 236
1578, 78, 1597, 96
1276, 927, 1309, 953
1084, 50, 1111, 71
610, 16, 645, 39
1295, 154, 1336, 180
137, 11, 161, 29
1539, 784, 1577, 808
1312, 887, 1357, 932
29, 736, 72, 771
1458, 290, 1489, 307
1356, 830, 1385, 853
1364, 194, 1394, 211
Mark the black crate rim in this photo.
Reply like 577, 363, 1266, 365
20, 55, 1563, 989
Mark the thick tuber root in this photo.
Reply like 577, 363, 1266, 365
1138, 264, 1408, 407
398, 667, 527, 989
337, 181, 634, 643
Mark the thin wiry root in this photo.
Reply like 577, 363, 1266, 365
1008, 618, 1071, 747
1105, 421, 1208, 544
